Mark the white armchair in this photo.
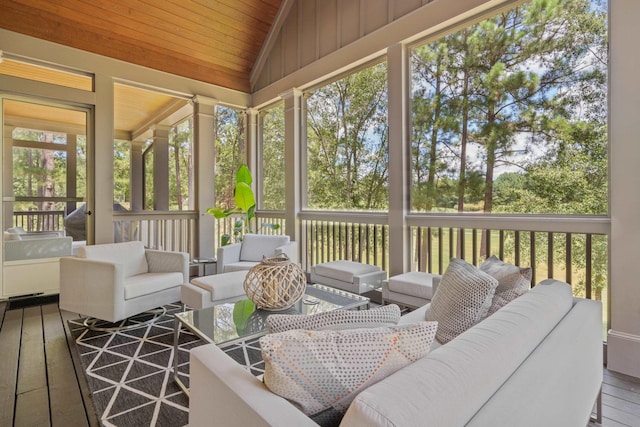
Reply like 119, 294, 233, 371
59, 241, 188, 324
217, 234, 297, 274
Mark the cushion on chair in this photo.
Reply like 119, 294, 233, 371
124, 272, 184, 300
313, 260, 381, 283
239, 234, 290, 262
425, 258, 498, 343
78, 241, 149, 278
480, 255, 532, 318
223, 261, 261, 273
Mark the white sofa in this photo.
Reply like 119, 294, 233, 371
217, 234, 297, 274
4, 229, 72, 261
189, 279, 602, 426
60, 241, 188, 323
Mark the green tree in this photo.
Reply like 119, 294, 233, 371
306, 63, 389, 210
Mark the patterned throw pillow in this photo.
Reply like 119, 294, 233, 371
260, 322, 438, 425
266, 304, 401, 333
425, 258, 498, 343
480, 255, 532, 317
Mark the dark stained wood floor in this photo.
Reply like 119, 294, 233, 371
1, 298, 639, 427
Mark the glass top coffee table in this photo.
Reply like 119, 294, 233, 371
173, 284, 370, 395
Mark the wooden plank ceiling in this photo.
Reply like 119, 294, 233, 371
0, 0, 283, 93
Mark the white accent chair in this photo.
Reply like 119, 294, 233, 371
216, 234, 297, 274
59, 241, 188, 324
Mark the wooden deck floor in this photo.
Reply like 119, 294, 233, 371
1, 299, 639, 427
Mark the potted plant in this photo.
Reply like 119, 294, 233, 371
206, 164, 279, 245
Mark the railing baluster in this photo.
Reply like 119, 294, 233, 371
515, 231, 521, 266
548, 231, 554, 279
472, 228, 478, 265
586, 234, 593, 299
566, 233, 572, 285
530, 231, 536, 286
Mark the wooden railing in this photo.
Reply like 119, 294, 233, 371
213, 211, 286, 254
112, 211, 198, 256
299, 211, 388, 272
13, 210, 65, 232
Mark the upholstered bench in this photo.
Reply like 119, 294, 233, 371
310, 260, 386, 295
382, 271, 442, 309
181, 270, 248, 309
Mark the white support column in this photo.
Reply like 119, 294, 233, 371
246, 108, 260, 213
93, 74, 114, 244
152, 124, 170, 211
66, 134, 77, 214
130, 140, 144, 211
387, 43, 411, 276
255, 110, 266, 209
607, 0, 640, 379
280, 89, 303, 244
3, 126, 14, 231
192, 96, 217, 259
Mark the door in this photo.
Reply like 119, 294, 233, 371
1, 97, 91, 298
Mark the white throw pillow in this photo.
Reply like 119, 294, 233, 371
261, 322, 438, 425
266, 304, 401, 333
425, 258, 498, 343
480, 255, 532, 317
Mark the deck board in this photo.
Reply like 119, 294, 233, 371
42, 303, 90, 427
0, 304, 21, 427
1, 299, 640, 427
15, 306, 50, 427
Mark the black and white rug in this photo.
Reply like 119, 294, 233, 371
68, 303, 264, 427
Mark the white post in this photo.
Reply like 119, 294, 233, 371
607, 0, 640, 379
387, 43, 411, 276
192, 96, 217, 259
280, 89, 303, 245
152, 124, 170, 211
130, 140, 144, 211
93, 74, 114, 244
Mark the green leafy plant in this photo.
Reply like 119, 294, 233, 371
206, 164, 280, 245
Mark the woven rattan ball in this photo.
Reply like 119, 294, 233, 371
243, 254, 306, 311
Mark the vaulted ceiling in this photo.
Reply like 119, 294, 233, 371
0, 0, 284, 93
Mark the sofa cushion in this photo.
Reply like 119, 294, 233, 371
480, 255, 532, 317
124, 272, 183, 300
343, 280, 575, 427
240, 234, 290, 262
266, 304, 401, 333
261, 321, 438, 424
78, 241, 148, 278
425, 258, 498, 343
312, 260, 381, 283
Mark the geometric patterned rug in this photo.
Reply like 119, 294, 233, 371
68, 303, 265, 427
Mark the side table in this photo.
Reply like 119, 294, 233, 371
190, 258, 217, 278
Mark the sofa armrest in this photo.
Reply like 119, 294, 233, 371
59, 257, 126, 322
145, 249, 189, 283
217, 243, 242, 274
190, 344, 317, 427
275, 241, 298, 263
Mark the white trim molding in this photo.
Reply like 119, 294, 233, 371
607, 330, 640, 379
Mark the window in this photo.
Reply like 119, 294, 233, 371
215, 106, 246, 209
169, 117, 193, 210
410, 0, 608, 216
261, 104, 285, 210
306, 62, 389, 210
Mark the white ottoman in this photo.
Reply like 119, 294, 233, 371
310, 260, 386, 295
181, 270, 248, 309
382, 271, 442, 309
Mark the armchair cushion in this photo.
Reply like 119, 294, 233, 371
240, 234, 290, 262
124, 272, 184, 300
78, 240, 148, 277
